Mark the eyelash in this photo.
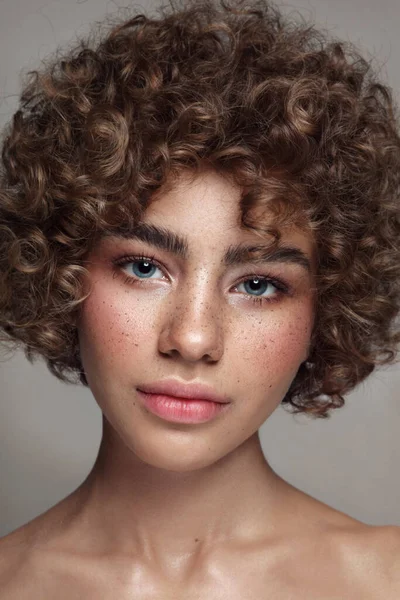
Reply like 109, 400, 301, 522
111, 254, 291, 306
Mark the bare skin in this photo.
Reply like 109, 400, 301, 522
0, 465, 399, 599
1, 169, 399, 598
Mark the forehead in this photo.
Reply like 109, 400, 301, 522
146, 168, 311, 232
146, 167, 314, 257
97, 169, 316, 276
146, 168, 242, 223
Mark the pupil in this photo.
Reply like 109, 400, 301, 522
246, 278, 267, 295
136, 261, 153, 276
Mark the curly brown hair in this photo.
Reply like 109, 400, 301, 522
1, 0, 399, 419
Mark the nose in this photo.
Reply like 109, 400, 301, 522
157, 282, 224, 363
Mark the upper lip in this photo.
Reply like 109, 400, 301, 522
137, 379, 231, 404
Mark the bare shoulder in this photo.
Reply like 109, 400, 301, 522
353, 524, 400, 576
0, 495, 81, 598
279, 484, 400, 598
0, 524, 33, 596
327, 522, 400, 598
0, 519, 80, 600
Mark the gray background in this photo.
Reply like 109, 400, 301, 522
0, 0, 399, 537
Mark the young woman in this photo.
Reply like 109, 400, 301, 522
0, 0, 399, 597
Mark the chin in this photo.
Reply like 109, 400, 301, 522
120, 430, 231, 473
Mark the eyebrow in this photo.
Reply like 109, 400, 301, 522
102, 223, 313, 274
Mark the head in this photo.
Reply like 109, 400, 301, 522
76, 166, 316, 469
1, 0, 400, 437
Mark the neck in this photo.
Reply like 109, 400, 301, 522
65, 415, 289, 568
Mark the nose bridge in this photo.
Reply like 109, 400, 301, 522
158, 268, 224, 362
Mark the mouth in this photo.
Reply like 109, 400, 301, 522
137, 379, 231, 404
136, 390, 231, 424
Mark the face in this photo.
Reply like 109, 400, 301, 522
78, 169, 315, 472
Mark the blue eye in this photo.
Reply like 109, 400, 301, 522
113, 255, 165, 281
236, 277, 278, 297
234, 275, 289, 305
112, 255, 290, 306
128, 258, 161, 279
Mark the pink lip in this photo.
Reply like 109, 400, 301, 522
137, 379, 231, 404
136, 379, 232, 424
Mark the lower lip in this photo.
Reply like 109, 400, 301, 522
137, 390, 230, 424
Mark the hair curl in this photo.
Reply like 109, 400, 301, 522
1, 0, 400, 418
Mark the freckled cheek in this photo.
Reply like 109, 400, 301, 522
238, 313, 312, 376
78, 281, 161, 369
